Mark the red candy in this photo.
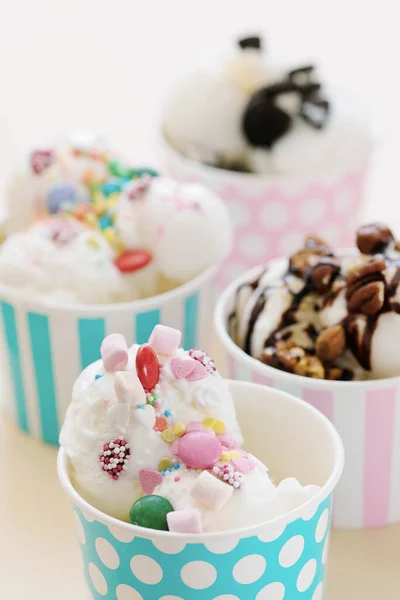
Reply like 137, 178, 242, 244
136, 344, 159, 391
115, 250, 152, 273
178, 431, 222, 470
30, 149, 54, 174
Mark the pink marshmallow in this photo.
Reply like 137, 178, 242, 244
101, 334, 128, 372
167, 508, 203, 534
191, 471, 233, 511
148, 325, 181, 357
114, 371, 146, 406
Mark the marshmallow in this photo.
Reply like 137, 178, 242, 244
167, 509, 203, 534
191, 471, 234, 511
101, 334, 128, 372
148, 325, 182, 359
114, 371, 146, 406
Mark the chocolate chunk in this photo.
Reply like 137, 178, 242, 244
294, 355, 325, 379
347, 256, 386, 286
310, 258, 340, 292
288, 65, 315, 85
238, 36, 262, 50
315, 325, 346, 362
356, 223, 394, 255
243, 90, 292, 148
289, 246, 332, 277
347, 280, 385, 315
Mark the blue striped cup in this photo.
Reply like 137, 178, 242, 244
0, 265, 216, 444
58, 381, 344, 600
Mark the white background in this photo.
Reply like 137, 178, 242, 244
0, 0, 398, 228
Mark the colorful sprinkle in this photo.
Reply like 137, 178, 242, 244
158, 457, 173, 472
189, 349, 217, 374
161, 429, 176, 443
154, 416, 168, 432
100, 438, 130, 480
212, 463, 244, 488
164, 410, 171, 417
173, 463, 180, 470
172, 423, 186, 437
94, 373, 103, 380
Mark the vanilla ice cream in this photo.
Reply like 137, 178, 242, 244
60, 324, 320, 532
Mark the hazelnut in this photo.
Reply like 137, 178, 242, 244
294, 355, 325, 379
347, 256, 386, 286
289, 247, 332, 277
310, 258, 340, 292
326, 367, 344, 380
356, 223, 394, 255
315, 325, 346, 362
347, 280, 385, 315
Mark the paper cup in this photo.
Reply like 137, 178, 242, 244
58, 380, 344, 600
161, 133, 373, 288
215, 261, 400, 529
0, 265, 217, 445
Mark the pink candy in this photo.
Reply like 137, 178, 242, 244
186, 422, 206, 433
167, 508, 203, 534
178, 431, 222, 470
148, 325, 181, 358
191, 471, 233, 511
101, 334, 128, 372
217, 434, 239, 449
170, 357, 208, 382
139, 469, 163, 495
232, 457, 255, 474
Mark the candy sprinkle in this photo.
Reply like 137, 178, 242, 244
158, 457, 173, 472
172, 423, 186, 437
161, 429, 175, 443
154, 416, 168, 432
100, 438, 130, 480
212, 464, 244, 489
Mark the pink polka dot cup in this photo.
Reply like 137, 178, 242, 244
58, 380, 343, 599
161, 131, 374, 289
215, 261, 400, 529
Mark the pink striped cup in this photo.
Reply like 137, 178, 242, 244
161, 128, 374, 290
214, 262, 400, 529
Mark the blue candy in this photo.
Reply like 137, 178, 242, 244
98, 215, 113, 230
47, 183, 79, 214
102, 180, 122, 196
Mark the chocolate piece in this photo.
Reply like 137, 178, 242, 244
243, 90, 292, 148
356, 223, 394, 255
347, 256, 386, 286
315, 325, 346, 362
238, 36, 262, 50
288, 65, 315, 85
310, 258, 340, 292
294, 355, 325, 379
347, 280, 385, 315
326, 367, 345, 381
289, 246, 332, 277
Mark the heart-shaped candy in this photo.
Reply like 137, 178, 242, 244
170, 357, 208, 381
135, 404, 155, 429
232, 457, 255, 474
139, 469, 163, 495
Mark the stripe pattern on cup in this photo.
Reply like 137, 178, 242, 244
0, 279, 214, 445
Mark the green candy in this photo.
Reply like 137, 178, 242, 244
108, 159, 132, 179
130, 167, 159, 178
129, 495, 174, 530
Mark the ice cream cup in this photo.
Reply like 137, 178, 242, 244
58, 379, 344, 600
215, 260, 400, 529
161, 131, 374, 289
0, 265, 217, 445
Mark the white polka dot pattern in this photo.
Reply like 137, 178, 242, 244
116, 584, 143, 600
88, 563, 108, 596
75, 499, 331, 599
130, 555, 163, 585
181, 561, 217, 590
278, 535, 305, 567
233, 555, 267, 584
297, 559, 317, 592
95, 537, 120, 570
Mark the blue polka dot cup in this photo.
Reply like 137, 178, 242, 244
0, 265, 217, 445
58, 381, 344, 600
